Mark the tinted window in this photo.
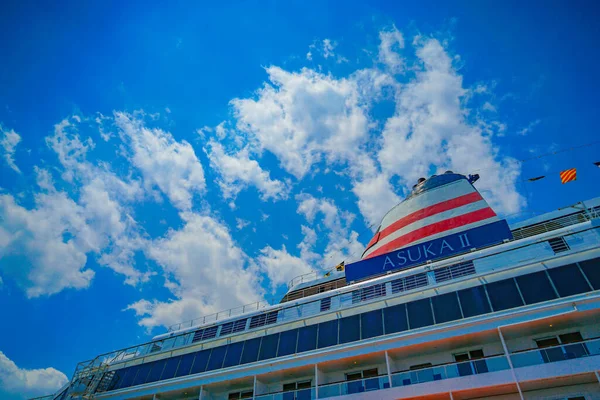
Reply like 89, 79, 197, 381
516, 271, 557, 304
458, 286, 491, 317
431, 292, 462, 323
277, 329, 298, 357
145, 360, 166, 383
109, 367, 129, 390
297, 324, 318, 352
383, 304, 408, 334
206, 346, 227, 371
259, 334, 279, 361
339, 315, 360, 344
548, 264, 591, 297
223, 341, 245, 368
132, 363, 152, 386
407, 298, 434, 329
175, 352, 195, 377
318, 319, 339, 348
579, 258, 600, 290
361, 309, 383, 339
161, 356, 181, 380
486, 278, 523, 311
117, 365, 138, 388
190, 350, 210, 374
240, 337, 261, 365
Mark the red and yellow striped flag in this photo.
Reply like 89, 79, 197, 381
559, 168, 577, 184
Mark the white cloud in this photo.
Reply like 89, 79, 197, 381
482, 101, 497, 112
236, 218, 250, 230
322, 39, 336, 59
0, 351, 68, 398
306, 51, 313, 61
0, 125, 21, 173
204, 140, 289, 203
378, 25, 405, 74
114, 111, 206, 210
257, 245, 314, 290
518, 119, 541, 136
127, 212, 263, 330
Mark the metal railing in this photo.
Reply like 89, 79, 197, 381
511, 337, 600, 368
319, 376, 389, 398
511, 210, 592, 241
288, 272, 320, 290
27, 396, 54, 400
255, 387, 316, 400
168, 300, 271, 332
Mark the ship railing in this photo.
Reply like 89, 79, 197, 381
287, 271, 320, 290
318, 375, 389, 398
254, 387, 316, 400
27, 396, 55, 400
510, 337, 600, 368
510, 206, 598, 241
168, 300, 271, 332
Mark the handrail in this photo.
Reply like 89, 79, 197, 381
287, 271, 320, 290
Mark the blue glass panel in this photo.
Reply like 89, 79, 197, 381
407, 298, 434, 329
579, 258, 600, 290
486, 279, 523, 311
431, 292, 462, 323
516, 271, 557, 304
361, 309, 383, 339
549, 264, 592, 297
259, 334, 279, 361
206, 346, 227, 371
190, 350, 210, 374
339, 315, 360, 344
116, 365, 138, 389
132, 363, 152, 386
175, 352, 195, 377
223, 341, 244, 368
383, 304, 408, 334
145, 360, 166, 383
317, 319, 338, 348
240, 337, 261, 364
161, 356, 181, 380
458, 286, 491, 317
108, 367, 129, 390
297, 324, 318, 352
277, 329, 298, 357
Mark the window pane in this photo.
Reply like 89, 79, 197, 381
297, 324, 318, 352
132, 363, 152, 386
145, 360, 166, 383
458, 286, 491, 317
318, 319, 339, 348
578, 258, 600, 290
161, 356, 181, 380
108, 367, 128, 390
339, 315, 360, 344
515, 271, 557, 304
117, 365, 138, 389
223, 341, 245, 368
259, 334, 279, 361
361, 309, 383, 339
431, 292, 462, 323
206, 346, 227, 371
175, 352, 195, 377
548, 264, 591, 297
383, 304, 408, 334
407, 298, 434, 329
277, 329, 298, 357
486, 279, 524, 311
559, 332, 583, 344
190, 350, 210, 374
240, 338, 261, 364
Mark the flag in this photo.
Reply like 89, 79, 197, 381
335, 261, 345, 272
324, 271, 331, 277
594, 161, 600, 168
528, 176, 546, 182
559, 168, 577, 184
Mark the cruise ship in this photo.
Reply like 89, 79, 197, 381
35, 172, 600, 400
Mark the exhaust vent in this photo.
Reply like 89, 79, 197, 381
548, 236, 570, 254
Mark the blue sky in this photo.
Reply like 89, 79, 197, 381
1, 0, 600, 397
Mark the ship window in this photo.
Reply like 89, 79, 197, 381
548, 264, 591, 297
320, 297, 332, 312
297, 324, 318, 352
201, 325, 218, 340
391, 273, 428, 293
407, 298, 434, 329
145, 359, 166, 383
240, 337, 261, 364
161, 356, 181, 380
458, 286, 491, 317
352, 283, 386, 304
434, 261, 476, 283
117, 365, 138, 388
220, 322, 234, 336
228, 391, 254, 400
485, 278, 524, 311
190, 349, 210, 374
191, 329, 204, 343
175, 352, 195, 377
548, 236, 570, 253
515, 271, 557, 304
339, 315, 360, 344
259, 334, 279, 361
277, 328, 298, 357
206, 345, 227, 371
383, 304, 408, 334
579, 258, 600, 289
431, 292, 462, 323
223, 341, 244, 368
318, 319, 339, 348
249, 314, 266, 329
361, 309, 383, 339
233, 318, 247, 333
109, 366, 130, 390
131, 362, 152, 386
